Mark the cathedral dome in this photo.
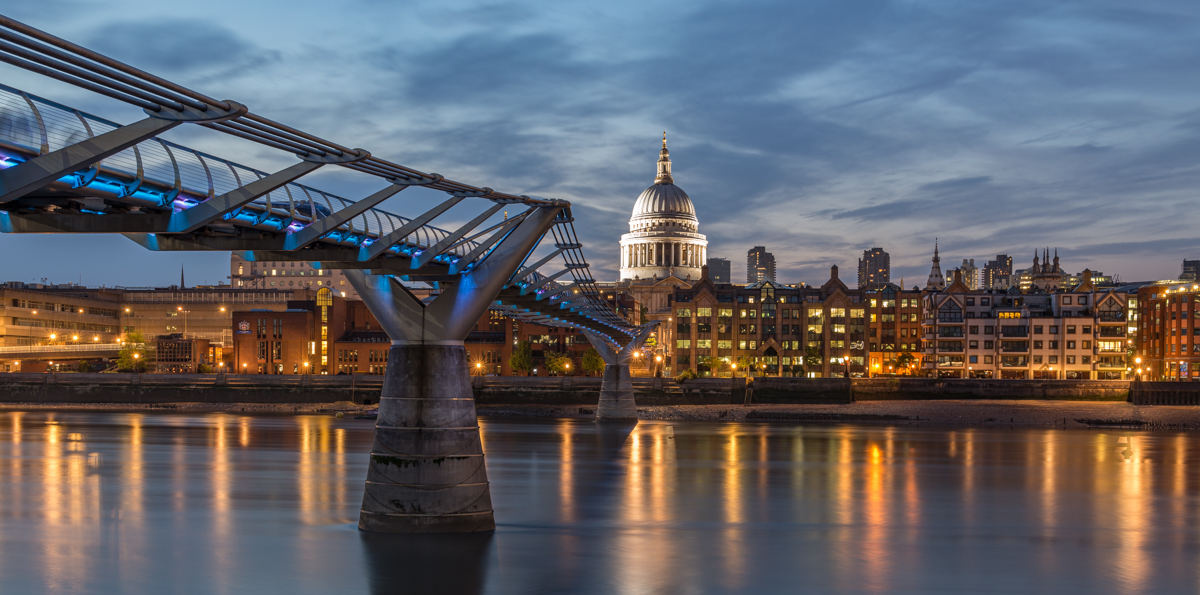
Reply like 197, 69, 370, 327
631, 182, 696, 222
618, 133, 708, 282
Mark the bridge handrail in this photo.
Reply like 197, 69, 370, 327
0, 343, 122, 354
0, 15, 638, 338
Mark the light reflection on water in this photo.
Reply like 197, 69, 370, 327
0, 412, 1197, 593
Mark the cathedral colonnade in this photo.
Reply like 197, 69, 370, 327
622, 242, 707, 269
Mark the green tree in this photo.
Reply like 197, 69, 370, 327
544, 351, 572, 376
76, 361, 92, 373
675, 368, 698, 382
896, 351, 915, 374
736, 355, 756, 377
509, 341, 534, 376
117, 332, 152, 373
803, 345, 823, 376
582, 347, 606, 377
639, 305, 648, 325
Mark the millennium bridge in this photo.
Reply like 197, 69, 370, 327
0, 15, 654, 533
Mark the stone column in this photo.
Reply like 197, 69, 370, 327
581, 325, 658, 421
598, 360, 636, 419
359, 343, 494, 533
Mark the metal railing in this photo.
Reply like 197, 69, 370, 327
0, 343, 122, 354
0, 15, 639, 340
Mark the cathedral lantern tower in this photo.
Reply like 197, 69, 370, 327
619, 133, 708, 280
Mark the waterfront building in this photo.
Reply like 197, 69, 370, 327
618, 134, 708, 281
155, 334, 211, 373
921, 270, 1130, 379
230, 288, 599, 377
0, 282, 308, 372
747, 246, 776, 283
1133, 282, 1200, 381
857, 247, 890, 289
667, 265, 894, 378
865, 283, 925, 376
706, 257, 731, 284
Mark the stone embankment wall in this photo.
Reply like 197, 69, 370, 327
0, 373, 380, 404
1129, 381, 1200, 406
850, 378, 1129, 402
0, 373, 1146, 405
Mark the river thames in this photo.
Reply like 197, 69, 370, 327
0, 411, 1194, 594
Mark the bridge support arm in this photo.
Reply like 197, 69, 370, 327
343, 204, 563, 534
581, 324, 658, 420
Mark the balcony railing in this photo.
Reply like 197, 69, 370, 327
1097, 312, 1126, 322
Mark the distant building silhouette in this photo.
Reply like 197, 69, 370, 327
982, 254, 1013, 289
1183, 259, 1200, 281
857, 247, 890, 289
707, 257, 731, 283
746, 246, 776, 283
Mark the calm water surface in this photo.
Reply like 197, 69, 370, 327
0, 411, 1195, 594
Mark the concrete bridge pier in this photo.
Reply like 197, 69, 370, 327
346, 204, 560, 533
582, 325, 658, 421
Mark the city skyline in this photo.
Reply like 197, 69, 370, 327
2, 1, 1199, 287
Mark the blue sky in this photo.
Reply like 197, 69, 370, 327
2, 0, 1199, 287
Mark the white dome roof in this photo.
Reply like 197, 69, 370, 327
632, 182, 696, 222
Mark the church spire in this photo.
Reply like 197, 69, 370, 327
655, 131, 673, 184
926, 239, 945, 291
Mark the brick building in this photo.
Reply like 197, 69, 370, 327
1135, 282, 1196, 380
231, 288, 606, 376
922, 271, 1131, 379
666, 265, 923, 378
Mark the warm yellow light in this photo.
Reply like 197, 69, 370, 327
133, 354, 139, 359
565, 363, 570, 368
219, 363, 225, 367
655, 355, 662, 362
731, 363, 737, 369
177, 306, 182, 311
31, 310, 36, 315
125, 308, 130, 313
1136, 357, 1142, 364
93, 336, 98, 341
476, 363, 482, 368
50, 334, 56, 340
72, 335, 78, 341
243, 363, 247, 368
220, 307, 226, 312
78, 309, 83, 313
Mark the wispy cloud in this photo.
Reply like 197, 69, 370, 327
2, 0, 1199, 287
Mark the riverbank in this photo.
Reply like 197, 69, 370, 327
479, 400, 1200, 429
3, 400, 1200, 429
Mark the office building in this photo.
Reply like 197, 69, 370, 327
747, 246, 776, 283
707, 257, 731, 284
857, 247, 890, 289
